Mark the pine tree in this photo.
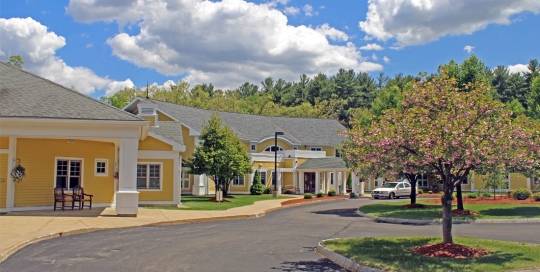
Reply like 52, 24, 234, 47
250, 170, 264, 195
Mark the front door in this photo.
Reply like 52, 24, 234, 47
304, 172, 316, 193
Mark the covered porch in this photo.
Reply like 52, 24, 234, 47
296, 157, 352, 195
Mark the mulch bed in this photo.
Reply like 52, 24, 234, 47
224, 195, 235, 199
205, 198, 231, 202
399, 203, 428, 209
411, 243, 489, 258
281, 196, 345, 206
417, 193, 442, 197
426, 196, 540, 205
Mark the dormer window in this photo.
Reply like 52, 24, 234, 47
140, 108, 155, 115
263, 146, 284, 152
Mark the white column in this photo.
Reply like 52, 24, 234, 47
293, 171, 297, 189
315, 171, 320, 193
277, 170, 282, 194
192, 175, 206, 195
325, 172, 330, 193
173, 155, 181, 206
248, 171, 254, 188
352, 172, 358, 195
332, 170, 337, 193
341, 172, 347, 195
527, 178, 531, 190
6, 137, 17, 209
299, 171, 304, 194
360, 181, 365, 196
116, 138, 140, 216
368, 178, 371, 190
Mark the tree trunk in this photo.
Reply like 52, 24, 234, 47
442, 184, 454, 244
405, 174, 417, 205
456, 184, 464, 210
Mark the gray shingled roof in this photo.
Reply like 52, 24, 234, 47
126, 98, 346, 146
0, 62, 143, 121
296, 157, 348, 170
149, 121, 184, 145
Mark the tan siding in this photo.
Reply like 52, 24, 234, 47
0, 137, 9, 149
510, 173, 529, 189
0, 154, 8, 207
138, 159, 174, 201
157, 111, 175, 121
14, 138, 115, 207
139, 136, 172, 151
140, 116, 155, 126
180, 125, 195, 158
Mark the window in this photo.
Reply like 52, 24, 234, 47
417, 174, 428, 187
95, 159, 108, 176
461, 177, 469, 185
137, 163, 161, 190
140, 108, 154, 115
534, 177, 539, 185
374, 180, 378, 187
263, 146, 284, 152
56, 159, 82, 190
405, 183, 411, 188
181, 168, 190, 189
293, 146, 298, 150
335, 149, 342, 157
232, 175, 245, 186
398, 183, 405, 188
310, 147, 322, 151
260, 172, 267, 186
250, 144, 256, 151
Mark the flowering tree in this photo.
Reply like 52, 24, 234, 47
342, 71, 540, 244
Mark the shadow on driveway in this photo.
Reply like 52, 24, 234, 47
272, 258, 349, 271
311, 208, 360, 218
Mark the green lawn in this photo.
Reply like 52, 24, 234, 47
322, 236, 540, 272
146, 195, 293, 210
359, 200, 540, 219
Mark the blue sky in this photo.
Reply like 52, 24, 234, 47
1, 0, 539, 99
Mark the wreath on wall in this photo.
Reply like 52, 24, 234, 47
11, 161, 27, 184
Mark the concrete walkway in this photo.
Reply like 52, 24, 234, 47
0, 196, 301, 262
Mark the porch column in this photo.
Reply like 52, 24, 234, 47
332, 170, 337, 194
248, 172, 254, 188
293, 171, 297, 188
173, 155, 181, 206
277, 170, 282, 194
352, 172, 358, 195
6, 137, 17, 209
315, 171, 320, 193
193, 175, 206, 195
299, 171, 304, 194
116, 138, 140, 216
325, 172, 330, 194
341, 171, 347, 195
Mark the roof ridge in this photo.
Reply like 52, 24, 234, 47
1, 62, 144, 121
145, 98, 343, 122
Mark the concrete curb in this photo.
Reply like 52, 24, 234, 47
356, 209, 540, 225
316, 239, 388, 272
0, 197, 346, 263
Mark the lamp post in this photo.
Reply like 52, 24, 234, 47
274, 132, 284, 197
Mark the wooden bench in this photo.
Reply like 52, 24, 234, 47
284, 185, 300, 195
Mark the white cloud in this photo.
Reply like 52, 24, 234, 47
464, 45, 474, 53
315, 23, 348, 42
359, 0, 540, 47
372, 53, 377, 61
303, 4, 318, 17
320, 5, 325, 9
508, 64, 529, 75
359, 43, 384, 51
266, 0, 289, 8
86, 43, 93, 48
0, 17, 132, 95
106, 78, 135, 96
383, 56, 390, 64
67, 0, 380, 90
283, 6, 300, 16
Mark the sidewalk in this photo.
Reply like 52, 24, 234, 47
0, 196, 301, 262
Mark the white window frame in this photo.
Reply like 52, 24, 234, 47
181, 167, 190, 189
137, 162, 163, 191
250, 144, 257, 152
232, 175, 245, 187
293, 146, 298, 150
263, 145, 284, 152
94, 158, 109, 177
417, 174, 429, 187
54, 157, 84, 191
335, 148, 342, 157
462, 176, 469, 185
259, 171, 267, 186
533, 177, 539, 186
310, 147, 322, 151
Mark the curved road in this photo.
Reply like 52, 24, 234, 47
2, 199, 539, 272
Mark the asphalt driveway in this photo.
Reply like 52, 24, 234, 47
2, 198, 539, 272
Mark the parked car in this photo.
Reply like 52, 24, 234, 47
371, 180, 417, 199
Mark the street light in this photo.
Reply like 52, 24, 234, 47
274, 131, 284, 197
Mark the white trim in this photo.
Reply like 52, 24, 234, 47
122, 97, 145, 111
136, 162, 164, 191
250, 144, 257, 152
258, 170, 268, 186
156, 109, 179, 122
232, 175, 246, 187
263, 145, 284, 152
6, 137, 16, 208
251, 136, 298, 146
0, 203, 114, 213
181, 167, 190, 190
0, 117, 149, 126
147, 132, 186, 151
94, 158, 109, 176
0, 149, 8, 154
173, 156, 180, 205
54, 157, 85, 191
334, 148, 342, 158
138, 150, 180, 159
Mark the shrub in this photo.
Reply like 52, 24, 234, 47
480, 192, 492, 198
316, 192, 324, 198
428, 191, 433, 194
467, 193, 478, 199
328, 190, 337, 197
533, 192, 540, 201
418, 189, 424, 195
263, 187, 272, 194
512, 188, 532, 200
250, 170, 264, 195
304, 193, 313, 199
506, 190, 514, 198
